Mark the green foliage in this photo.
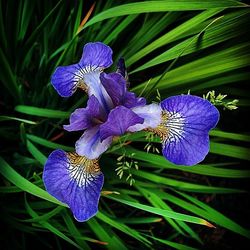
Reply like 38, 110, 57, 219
1, 0, 249, 249
204, 90, 239, 110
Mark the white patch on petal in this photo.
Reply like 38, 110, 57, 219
163, 111, 185, 144
128, 103, 162, 132
67, 152, 100, 187
83, 71, 113, 111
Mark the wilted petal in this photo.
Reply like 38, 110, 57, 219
64, 95, 105, 132
99, 106, 144, 141
160, 95, 219, 166
116, 57, 127, 79
51, 64, 84, 97
128, 103, 162, 132
79, 42, 113, 69
43, 150, 104, 222
76, 126, 112, 159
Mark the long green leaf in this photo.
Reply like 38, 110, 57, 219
15, 105, 70, 118
132, 10, 249, 72
210, 142, 250, 160
84, 1, 246, 29
27, 134, 74, 151
106, 195, 214, 227
24, 198, 80, 249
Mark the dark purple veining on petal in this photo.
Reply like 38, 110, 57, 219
43, 149, 104, 222
160, 95, 219, 166
99, 106, 144, 141
64, 95, 106, 132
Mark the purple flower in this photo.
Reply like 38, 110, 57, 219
43, 150, 103, 222
44, 42, 220, 222
64, 72, 147, 159
51, 42, 113, 111
149, 95, 220, 166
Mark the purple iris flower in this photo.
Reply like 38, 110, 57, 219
43, 42, 219, 222
44, 57, 157, 221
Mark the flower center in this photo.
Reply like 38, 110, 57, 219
146, 111, 185, 143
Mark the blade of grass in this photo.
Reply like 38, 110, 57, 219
0, 48, 20, 101
105, 195, 214, 227
175, 191, 250, 239
0, 116, 37, 125
210, 142, 250, 160
210, 130, 250, 142
83, 1, 246, 30
132, 168, 244, 193
132, 10, 249, 72
15, 105, 70, 119
127, 8, 223, 66
97, 212, 151, 246
26, 140, 47, 165
146, 235, 199, 250
21, 206, 64, 223
62, 211, 91, 250
138, 186, 202, 243
24, 197, 81, 249
27, 134, 74, 151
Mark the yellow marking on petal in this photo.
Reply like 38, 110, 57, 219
67, 152, 100, 174
78, 79, 89, 93
145, 111, 169, 140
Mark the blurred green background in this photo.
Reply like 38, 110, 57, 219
0, 0, 250, 249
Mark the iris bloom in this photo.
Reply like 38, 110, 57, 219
43, 42, 219, 222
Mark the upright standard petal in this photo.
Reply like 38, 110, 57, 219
43, 150, 104, 222
159, 95, 219, 166
83, 71, 113, 113
99, 106, 144, 141
76, 126, 113, 159
79, 42, 113, 69
100, 72, 146, 108
64, 95, 105, 132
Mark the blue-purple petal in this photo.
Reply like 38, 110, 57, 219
123, 92, 146, 108
100, 72, 126, 107
79, 42, 113, 69
99, 106, 144, 141
76, 126, 113, 159
100, 72, 146, 108
160, 95, 219, 166
64, 95, 105, 132
51, 64, 83, 97
43, 150, 103, 222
